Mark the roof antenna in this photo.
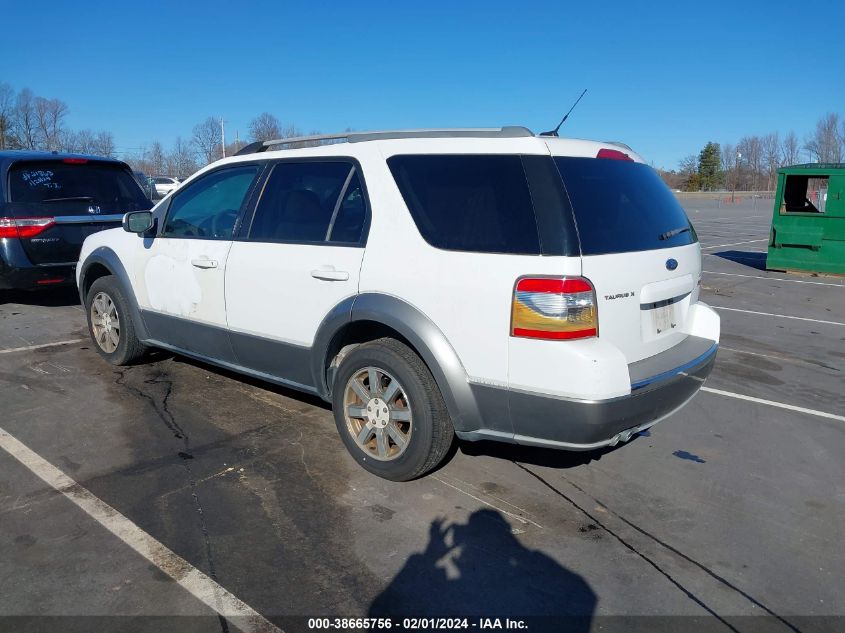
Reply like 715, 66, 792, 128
540, 89, 587, 137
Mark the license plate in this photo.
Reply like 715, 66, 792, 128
652, 302, 679, 336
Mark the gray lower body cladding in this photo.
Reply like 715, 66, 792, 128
460, 341, 717, 450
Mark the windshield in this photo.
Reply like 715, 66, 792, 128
8, 160, 151, 212
554, 157, 697, 255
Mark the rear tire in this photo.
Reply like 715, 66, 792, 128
332, 337, 454, 481
85, 275, 147, 365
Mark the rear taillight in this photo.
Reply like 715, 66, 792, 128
0, 216, 56, 238
511, 277, 598, 340
596, 148, 632, 161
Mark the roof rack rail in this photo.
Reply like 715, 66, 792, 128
234, 126, 535, 156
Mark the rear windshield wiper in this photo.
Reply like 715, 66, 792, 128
659, 226, 691, 240
40, 196, 95, 203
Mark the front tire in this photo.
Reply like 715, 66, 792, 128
332, 338, 454, 481
85, 275, 147, 365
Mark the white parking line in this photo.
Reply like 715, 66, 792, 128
433, 475, 544, 529
701, 239, 768, 250
701, 387, 845, 423
0, 338, 85, 355
702, 271, 844, 287
0, 428, 280, 633
709, 305, 844, 326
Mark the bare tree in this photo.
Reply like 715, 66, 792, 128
781, 131, 801, 166
14, 88, 38, 149
721, 143, 736, 192
61, 128, 94, 153
804, 113, 841, 163
148, 141, 166, 175
167, 137, 199, 179
762, 132, 781, 191
248, 112, 282, 142
33, 96, 68, 150
0, 83, 14, 149
192, 116, 222, 165
92, 131, 115, 158
679, 154, 697, 175
737, 136, 763, 190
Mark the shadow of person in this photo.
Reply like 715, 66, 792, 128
369, 510, 595, 632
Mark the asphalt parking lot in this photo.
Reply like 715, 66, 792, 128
0, 198, 843, 633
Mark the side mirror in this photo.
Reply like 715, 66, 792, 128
123, 211, 154, 235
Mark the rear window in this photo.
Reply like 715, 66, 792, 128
388, 155, 540, 254
8, 160, 151, 212
554, 157, 697, 255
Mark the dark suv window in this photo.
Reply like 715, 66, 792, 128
387, 155, 540, 254
8, 160, 150, 213
163, 165, 259, 239
328, 171, 366, 243
554, 157, 697, 255
249, 161, 366, 244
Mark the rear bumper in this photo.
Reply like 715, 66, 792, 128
0, 240, 76, 290
0, 263, 77, 290
457, 337, 717, 450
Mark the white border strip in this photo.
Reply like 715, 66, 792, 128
710, 305, 844, 326
0, 428, 280, 633
702, 271, 844, 288
0, 338, 85, 355
701, 388, 845, 423
701, 239, 768, 250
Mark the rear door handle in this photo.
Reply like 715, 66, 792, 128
191, 258, 218, 269
310, 268, 349, 281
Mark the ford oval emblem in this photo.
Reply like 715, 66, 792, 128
666, 258, 678, 271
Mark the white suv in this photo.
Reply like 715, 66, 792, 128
151, 176, 180, 199
77, 127, 719, 481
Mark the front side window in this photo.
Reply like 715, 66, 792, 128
163, 165, 259, 239
249, 161, 365, 243
387, 155, 541, 254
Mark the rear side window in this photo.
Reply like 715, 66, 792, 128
8, 160, 150, 212
329, 171, 367, 243
249, 161, 366, 244
554, 157, 697, 255
388, 155, 540, 254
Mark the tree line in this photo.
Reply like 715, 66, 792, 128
129, 113, 324, 178
0, 81, 317, 179
661, 112, 844, 192
0, 82, 116, 157
3, 80, 843, 186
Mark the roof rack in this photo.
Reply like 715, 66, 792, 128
234, 126, 535, 156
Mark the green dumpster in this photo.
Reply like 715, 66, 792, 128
767, 163, 845, 275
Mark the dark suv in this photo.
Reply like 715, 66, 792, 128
0, 151, 151, 290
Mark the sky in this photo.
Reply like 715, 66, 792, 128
1, 0, 843, 170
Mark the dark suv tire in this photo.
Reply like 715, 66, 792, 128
85, 275, 147, 365
332, 337, 454, 481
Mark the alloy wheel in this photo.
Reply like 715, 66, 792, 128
90, 291, 120, 353
343, 366, 412, 461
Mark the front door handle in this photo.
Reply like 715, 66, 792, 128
310, 268, 349, 281
191, 258, 218, 269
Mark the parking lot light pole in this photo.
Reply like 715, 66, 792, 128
732, 151, 741, 203
221, 117, 226, 158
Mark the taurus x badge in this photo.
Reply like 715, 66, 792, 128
87, 205, 102, 215
666, 258, 678, 271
